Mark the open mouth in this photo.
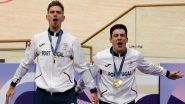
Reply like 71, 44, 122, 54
117, 42, 123, 48
53, 19, 58, 22
117, 42, 123, 45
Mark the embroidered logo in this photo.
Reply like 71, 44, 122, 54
39, 43, 45, 47
27, 41, 31, 48
62, 43, 68, 50
105, 64, 111, 67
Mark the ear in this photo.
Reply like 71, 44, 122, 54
46, 14, 49, 21
62, 15, 65, 22
109, 37, 112, 43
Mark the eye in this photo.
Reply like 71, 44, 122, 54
49, 10, 55, 14
113, 34, 118, 37
120, 34, 127, 37
56, 11, 62, 14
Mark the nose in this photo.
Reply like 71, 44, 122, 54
118, 35, 122, 39
53, 12, 57, 17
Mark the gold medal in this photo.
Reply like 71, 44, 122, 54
113, 79, 122, 88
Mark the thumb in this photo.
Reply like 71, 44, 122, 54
6, 96, 9, 104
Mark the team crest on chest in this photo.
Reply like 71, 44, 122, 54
62, 43, 68, 50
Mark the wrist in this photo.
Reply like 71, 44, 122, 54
10, 85, 15, 89
166, 70, 170, 77
10, 81, 17, 88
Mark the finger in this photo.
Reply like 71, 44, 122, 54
6, 96, 9, 104
10, 93, 14, 100
174, 71, 180, 75
92, 100, 98, 104
173, 71, 182, 76
176, 72, 184, 77
178, 74, 184, 78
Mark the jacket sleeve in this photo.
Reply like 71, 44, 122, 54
12, 36, 37, 83
89, 55, 100, 79
72, 39, 96, 89
137, 52, 167, 76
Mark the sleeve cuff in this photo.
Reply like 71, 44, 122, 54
10, 81, 17, 88
90, 88, 97, 93
166, 70, 170, 77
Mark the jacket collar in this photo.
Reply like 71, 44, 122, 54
48, 28, 61, 37
110, 47, 127, 57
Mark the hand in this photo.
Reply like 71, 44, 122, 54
6, 86, 15, 104
168, 71, 184, 80
90, 92, 98, 104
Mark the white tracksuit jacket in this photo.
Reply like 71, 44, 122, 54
12, 30, 96, 93
90, 48, 167, 104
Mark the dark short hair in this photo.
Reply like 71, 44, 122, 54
47, 0, 64, 13
110, 24, 127, 38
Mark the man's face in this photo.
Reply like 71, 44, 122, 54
46, 6, 65, 29
110, 29, 128, 53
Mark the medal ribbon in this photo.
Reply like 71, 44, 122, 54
48, 30, 63, 56
112, 49, 127, 79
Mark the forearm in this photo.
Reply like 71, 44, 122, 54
80, 70, 97, 90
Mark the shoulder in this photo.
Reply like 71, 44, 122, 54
127, 48, 141, 54
127, 48, 143, 58
32, 31, 48, 39
62, 31, 77, 42
94, 48, 111, 59
30, 31, 47, 42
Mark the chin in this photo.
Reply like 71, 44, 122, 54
118, 48, 125, 52
52, 25, 59, 29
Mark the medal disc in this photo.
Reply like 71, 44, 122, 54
113, 79, 122, 88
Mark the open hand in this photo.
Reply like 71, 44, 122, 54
168, 71, 184, 80
6, 86, 15, 104
91, 92, 98, 104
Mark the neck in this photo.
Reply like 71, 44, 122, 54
50, 27, 61, 33
113, 48, 126, 54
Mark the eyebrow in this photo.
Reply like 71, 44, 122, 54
49, 10, 62, 14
